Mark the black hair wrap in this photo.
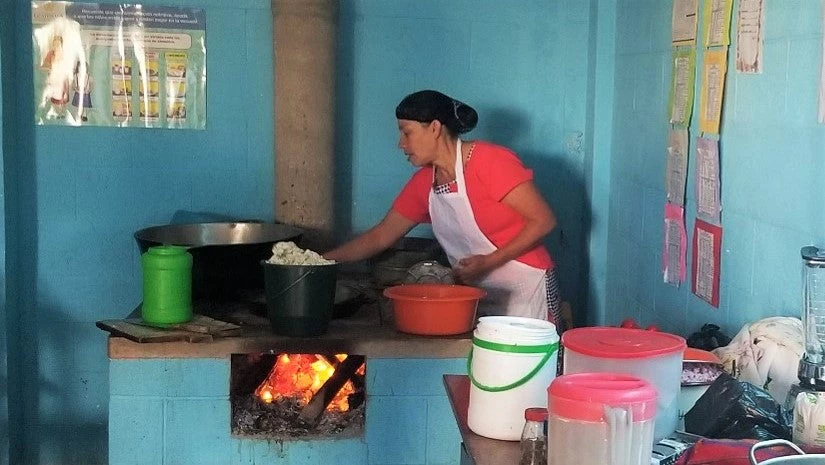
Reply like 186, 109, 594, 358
396, 90, 478, 135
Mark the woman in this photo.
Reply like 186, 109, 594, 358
324, 90, 561, 328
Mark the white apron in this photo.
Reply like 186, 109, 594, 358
428, 140, 548, 319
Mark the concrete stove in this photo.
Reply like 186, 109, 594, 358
106, 301, 471, 465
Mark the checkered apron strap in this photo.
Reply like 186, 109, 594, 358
545, 268, 561, 330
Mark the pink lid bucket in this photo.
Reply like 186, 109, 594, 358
548, 373, 658, 422
561, 327, 686, 359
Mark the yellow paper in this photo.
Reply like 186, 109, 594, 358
699, 48, 728, 135
703, 0, 734, 47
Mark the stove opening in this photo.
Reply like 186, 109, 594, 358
231, 353, 366, 439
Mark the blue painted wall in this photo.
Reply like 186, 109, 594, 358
604, 0, 825, 336
0, 2, 10, 463
1, 1, 21, 463
586, 0, 616, 325
2, 0, 275, 462
335, 0, 595, 322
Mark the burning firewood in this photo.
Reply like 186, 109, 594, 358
298, 355, 366, 425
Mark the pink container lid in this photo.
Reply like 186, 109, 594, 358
548, 373, 658, 422
561, 327, 686, 359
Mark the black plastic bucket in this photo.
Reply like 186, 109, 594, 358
261, 261, 339, 336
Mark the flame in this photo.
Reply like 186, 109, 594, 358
255, 354, 363, 412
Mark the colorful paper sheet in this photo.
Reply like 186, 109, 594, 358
699, 48, 728, 135
664, 204, 688, 285
735, 0, 764, 73
666, 129, 689, 206
695, 137, 722, 224
672, 0, 699, 45
670, 48, 696, 126
703, 0, 734, 47
692, 219, 723, 307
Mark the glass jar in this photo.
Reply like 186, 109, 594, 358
519, 407, 548, 465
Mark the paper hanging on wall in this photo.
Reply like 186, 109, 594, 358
669, 48, 696, 126
672, 0, 699, 45
666, 128, 689, 206
663, 203, 688, 286
31, 1, 207, 129
735, 0, 764, 73
695, 137, 722, 224
704, 0, 734, 47
699, 48, 728, 134
692, 219, 723, 308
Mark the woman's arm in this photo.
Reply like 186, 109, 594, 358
455, 180, 556, 281
323, 209, 417, 262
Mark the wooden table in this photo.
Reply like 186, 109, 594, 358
443, 374, 520, 465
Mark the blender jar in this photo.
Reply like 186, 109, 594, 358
800, 246, 825, 388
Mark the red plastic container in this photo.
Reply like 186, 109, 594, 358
383, 284, 485, 335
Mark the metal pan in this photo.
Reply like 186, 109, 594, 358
135, 222, 303, 300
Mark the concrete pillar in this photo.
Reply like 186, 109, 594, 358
273, 0, 337, 250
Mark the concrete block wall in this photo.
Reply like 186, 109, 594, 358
605, 0, 825, 336
109, 357, 466, 465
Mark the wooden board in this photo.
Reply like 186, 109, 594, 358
124, 314, 242, 336
97, 315, 242, 343
96, 319, 215, 343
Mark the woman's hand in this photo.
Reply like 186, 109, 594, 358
455, 254, 496, 283
454, 181, 556, 283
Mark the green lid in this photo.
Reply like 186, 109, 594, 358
147, 245, 188, 255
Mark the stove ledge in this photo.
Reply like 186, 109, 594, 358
107, 326, 472, 359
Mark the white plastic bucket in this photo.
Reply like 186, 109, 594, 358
467, 316, 559, 441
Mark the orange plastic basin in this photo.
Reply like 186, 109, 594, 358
383, 284, 486, 336
683, 347, 722, 364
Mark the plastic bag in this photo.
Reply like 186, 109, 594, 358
711, 317, 803, 404
687, 323, 732, 351
684, 372, 792, 441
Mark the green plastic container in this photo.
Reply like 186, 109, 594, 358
141, 245, 193, 324
262, 261, 338, 337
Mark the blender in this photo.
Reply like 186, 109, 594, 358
787, 246, 825, 445
797, 246, 825, 390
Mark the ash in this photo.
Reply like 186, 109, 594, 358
231, 395, 365, 439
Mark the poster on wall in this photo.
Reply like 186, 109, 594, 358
695, 137, 722, 224
699, 48, 728, 135
672, 0, 699, 45
31, 1, 206, 129
669, 47, 696, 126
703, 0, 734, 47
735, 0, 764, 73
666, 128, 689, 205
663, 203, 687, 285
692, 219, 722, 308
